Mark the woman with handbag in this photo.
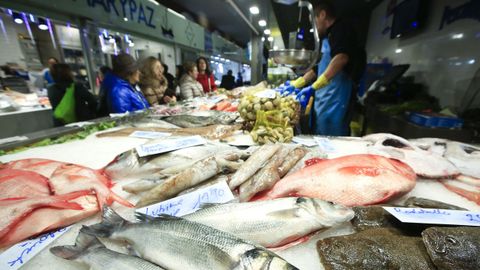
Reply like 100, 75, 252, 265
47, 64, 97, 126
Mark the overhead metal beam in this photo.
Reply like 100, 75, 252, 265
225, 0, 260, 35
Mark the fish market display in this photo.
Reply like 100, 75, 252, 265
122, 178, 166, 194
403, 197, 466, 210
49, 163, 133, 208
82, 207, 298, 270
444, 141, 480, 178
0, 169, 51, 199
422, 227, 480, 270
278, 147, 307, 177
178, 174, 231, 196
136, 155, 242, 207
229, 144, 281, 189
254, 154, 416, 206
51, 232, 164, 270
317, 228, 436, 269
439, 178, 480, 205
161, 112, 238, 128
363, 133, 459, 178
184, 197, 354, 248
409, 138, 448, 156
2, 158, 65, 178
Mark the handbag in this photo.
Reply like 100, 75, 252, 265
53, 83, 77, 124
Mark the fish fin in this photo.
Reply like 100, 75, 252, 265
50, 231, 104, 260
135, 212, 182, 222
108, 192, 134, 208
268, 235, 312, 251
81, 206, 128, 237
48, 191, 93, 210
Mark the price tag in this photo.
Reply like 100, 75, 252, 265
314, 137, 336, 152
0, 227, 71, 270
136, 135, 207, 157
255, 90, 277, 99
292, 137, 317, 147
137, 180, 234, 217
383, 207, 480, 226
129, 131, 171, 139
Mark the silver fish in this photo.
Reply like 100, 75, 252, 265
136, 155, 242, 207
278, 147, 307, 178
178, 174, 232, 196
444, 141, 480, 178
122, 178, 166, 194
184, 197, 354, 248
229, 144, 281, 189
50, 232, 164, 270
82, 207, 298, 270
162, 112, 238, 128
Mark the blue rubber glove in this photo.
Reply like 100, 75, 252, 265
296, 86, 313, 108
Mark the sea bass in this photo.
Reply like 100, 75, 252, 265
0, 169, 51, 199
254, 154, 416, 206
3, 158, 65, 178
422, 227, 480, 270
162, 114, 237, 128
51, 232, 164, 270
82, 207, 298, 270
183, 197, 354, 248
317, 228, 436, 269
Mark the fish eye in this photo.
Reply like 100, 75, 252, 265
445, 236, 458, 245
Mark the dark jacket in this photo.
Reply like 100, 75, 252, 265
220, 74, 236, 90
47, 82, 97, 126
102, 73, 149, 113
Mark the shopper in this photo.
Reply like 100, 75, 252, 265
196, 56, 216, 93
103, 53, 149, 113
139, 57, 176, 106
97, 66, 113, 117
220, 70, 236, 90
163, 63, 175, 91
236, 72, 244, 87
47, 63, 97, 126
43, 57, 58, 86
179, 61, 204, 100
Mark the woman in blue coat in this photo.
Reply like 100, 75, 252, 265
103, 53, 149, 113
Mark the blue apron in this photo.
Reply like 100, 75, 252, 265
312, 38, 352, 136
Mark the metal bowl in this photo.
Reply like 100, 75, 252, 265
269, 49, 318, 74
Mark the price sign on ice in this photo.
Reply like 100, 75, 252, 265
255, 89, 277, 99
129, 131, 171, 139
137, 180, 234, 218
383, 207, 480, 226
0, 227, 71, 270
136, 135, 206, 157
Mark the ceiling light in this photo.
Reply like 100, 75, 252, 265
249, 6, 259, 15
129, 42, 135, 47
395, 49, 402, 54
468, 59, 475, 65
124, 17, 128, 22
264, 29, 271, 35
452, 33, 464, 39
38, 18, 48, 31
258, 20, 266, 27
13, 12, 23, 24
261, 37, 265, 42
226, 59, 230, 62
267, 36, 274, 42
309, 28, 314, 33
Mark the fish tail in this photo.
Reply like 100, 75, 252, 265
81, 206, 128, 237
50, 231, 104, 260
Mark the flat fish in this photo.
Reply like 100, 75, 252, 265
317, 228, 436, 270
51, 231, 164, 270
422, 226, 480, 270
409, 138, 448, 156
444, 141, 480, 178
184, 197, 354, 248
254, 154, 416, 206
403, 197, 466, 210
0, 169, 51, 199
82, 207, 298, 270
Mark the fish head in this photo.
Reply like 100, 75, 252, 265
422, 227, 479, 269
104, 150, 142, 179
236, 248, 298, 270
296, 198, 355, 226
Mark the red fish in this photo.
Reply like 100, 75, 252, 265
0, 169, 52, 199
49, 164, 133, 208
3, 158, 66, 178
252, 154, 416, 206
0, 191, 89, 241
440, 177, 480, 205
0, 195, 99, 248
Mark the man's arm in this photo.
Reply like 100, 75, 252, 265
324, 53, 349, 80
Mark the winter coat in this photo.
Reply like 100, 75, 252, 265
196, 72, 217, 93
139, 76, 168, 106
179, 74, 205, 100
102, 73, 149, 113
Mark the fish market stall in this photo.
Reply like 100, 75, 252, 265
1, 91, 480, 270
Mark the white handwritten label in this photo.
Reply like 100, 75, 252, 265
383, 207, 480, 226
136, 135, 207, 157
129, 131, 171, 139
255, 90, 277, 99
292, 137, 317, 147
314, 137, 336, 152
0, 227, 71, 270
137, 181, 234, 217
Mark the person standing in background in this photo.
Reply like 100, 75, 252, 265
196, 56, 217, 93
103, 53, 149, 113
236, 72, 244, 87
139, 57, 176, 106
220, 70, 236, 90
42, 57, 58, 87
96, 66, 112, 117
179, 61, 204, 100
47, 63, 97, 126
163, 63, 175, 91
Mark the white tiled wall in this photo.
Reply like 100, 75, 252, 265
366, 0, 480, 109
0, 13, 28, 69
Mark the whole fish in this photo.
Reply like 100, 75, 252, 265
254, 154, 416, 206
136, 155, 242, 207
422, 226, 480, 270
2, 158, 65, 178
123, 178, 166, 194
104, 142, 235, 179
403, 197, 466, 210
239, 146, 290, 202
444, 141, 480, 178
1, 195, 98, 248
229, 144, 281, 189
184, 197, 354, 248
409, 138, 448, 156
364, 133, 459, 178
82, 207, 298, 270
278, 147, 307, 177
50, 164, 133, 208
178, 174, 231, 196
317, 228, 436, 269
162, 114, 235, 128
0, 169, 51, 199
51, 232, 164, 270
